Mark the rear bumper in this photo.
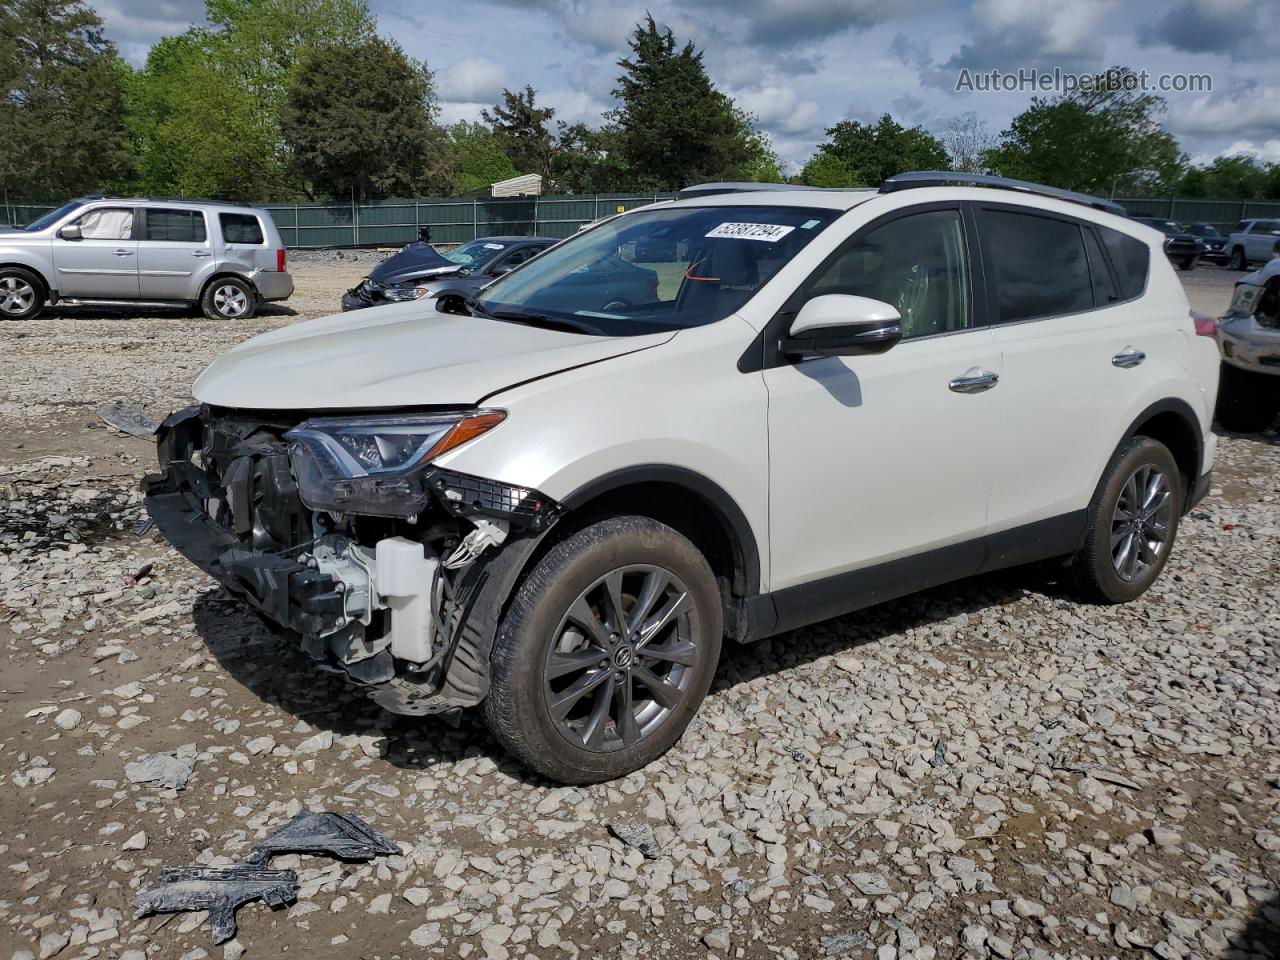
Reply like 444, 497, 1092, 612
255, 270, 294, 302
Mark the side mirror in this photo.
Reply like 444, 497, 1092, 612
58, 224, 82, 241
781, 294, 903, 359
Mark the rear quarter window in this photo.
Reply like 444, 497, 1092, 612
220, 213, 265, 245
1099, 226, 1149, 301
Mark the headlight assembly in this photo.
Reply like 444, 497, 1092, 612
286, 411, 505, 517
383, 285, 436, 302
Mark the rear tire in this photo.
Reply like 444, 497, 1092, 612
484, 516, 722, 784
0, 267, 45, 321
201, 277, 257, 320
1229, 247, 1247, 271
1178, 257, 1197, 271
1072, 437, 1182, 604
1216, 363, 1280, 433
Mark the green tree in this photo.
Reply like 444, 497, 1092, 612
281, 38, 446, 199
482, 85, 556, 180
986, 66, 1183, 194
731, 109, 784, 183
0, 0, 135, 201
550, 122, 628, 193
799, 114, 948, 187
608, 15, 751, 189
447, 121, 518, 195
1177, 155, 1273, 200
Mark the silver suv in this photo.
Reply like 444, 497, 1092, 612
0, 196, 293, 321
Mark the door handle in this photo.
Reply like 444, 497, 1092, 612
948, 371, 999, 394
192, 250, 212, 258
113, 249, 134, 257
1112, 349, 1146, 368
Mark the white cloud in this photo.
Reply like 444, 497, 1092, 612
1168, 86, 1280, 139
439, 58, 509, 104
1213, 139, 1280, 164
732, 85, 823, 137
96, 0, 206, 63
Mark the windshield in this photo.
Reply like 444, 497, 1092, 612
442, 239, 507, 267
1187, 223, 1220, 238
475, 205, 839, 335
24, 199, 87, 232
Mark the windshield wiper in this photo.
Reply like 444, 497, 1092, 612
484, 308, 603, 336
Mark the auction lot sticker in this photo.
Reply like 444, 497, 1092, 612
706, 222, 796, 242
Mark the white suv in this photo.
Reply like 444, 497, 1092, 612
145, 173, 1220, 784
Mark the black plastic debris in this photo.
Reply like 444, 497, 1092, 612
135, 811, 397, 945
245, 811, 399, 865
134, 865, 298, 944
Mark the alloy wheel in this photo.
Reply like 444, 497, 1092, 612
0, 276, 35, 316
1110, 464, 1174, 582
543, 565, 698, 752
213, 284, 248, 317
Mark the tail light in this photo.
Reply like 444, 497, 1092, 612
1191, 310, 1216, 337
275, 249, 287, 272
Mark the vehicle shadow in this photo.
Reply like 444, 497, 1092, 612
48, 303, 297, 321
192, 563, 1045, 780
1230, 896, 1279, 958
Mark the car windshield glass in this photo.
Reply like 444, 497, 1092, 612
1188, 224, 1220, 238
24, 200, 86, 231
475, 205, 839, 335
442, 240, 504, 266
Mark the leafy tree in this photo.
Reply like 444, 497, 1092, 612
799, 114, 948, 187
0, 0, 135, 200
281, 38, 446, 199
731, 109, 784, 183
985, 67, 1183, 194
550, 122, 628, 193
1177, 155, 1276, 200
608, 15, 751, 189
482, 85, 556, 180
447, 121, 518, 195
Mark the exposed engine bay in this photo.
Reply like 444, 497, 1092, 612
143, 405, 561, 715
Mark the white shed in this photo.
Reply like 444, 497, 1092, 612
491, 174, 543, 198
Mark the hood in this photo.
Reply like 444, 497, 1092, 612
1241, 258, 1280, 287
367, 242, 461, 285
193, 301, 676, 409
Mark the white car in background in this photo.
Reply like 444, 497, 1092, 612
1226, 218, 1280, 271
145, 172, 1220, 784
1216, 255, 1280, 432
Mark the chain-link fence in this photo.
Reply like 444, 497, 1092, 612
7, 193, 1280, 247
2, 193, 674, 248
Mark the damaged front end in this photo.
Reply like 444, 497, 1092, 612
143, 405, 561, 715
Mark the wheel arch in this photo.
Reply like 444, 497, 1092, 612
199, 271, 259, 301
1118, 397, 1204, 511
0, 261, 52, 299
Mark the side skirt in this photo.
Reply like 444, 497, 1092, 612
741, 511, 1088, 642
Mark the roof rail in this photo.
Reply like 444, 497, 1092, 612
677, 182, 813, 200
879, 171, 1126, 217
87, 195, 252, 207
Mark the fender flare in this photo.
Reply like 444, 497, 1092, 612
1112, 396, 1205, 502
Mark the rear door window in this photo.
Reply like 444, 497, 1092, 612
220, 213, 265, 245
144, 208, 207, 243
977, 209, 1093, 323
1098, 226, 1149, 301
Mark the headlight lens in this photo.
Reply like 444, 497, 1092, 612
1229, 284, 1260, 316
384, 285, 435, 302
286, 411, 505, 517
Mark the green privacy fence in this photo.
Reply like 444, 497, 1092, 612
2, 193, 675, 248
7, 193, 1280, 247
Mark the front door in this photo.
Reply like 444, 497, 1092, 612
52, 206, 139, 298
764, 205, 1000, 593
138, 207, 211, 300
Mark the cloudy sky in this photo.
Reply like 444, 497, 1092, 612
100, 0, 1280, 173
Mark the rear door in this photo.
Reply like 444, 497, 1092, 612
138, 207, 211, 300
52, 205, 139, 298
215, 211, 271, 274
978, 205, 1162, 540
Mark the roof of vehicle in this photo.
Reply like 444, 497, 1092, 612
667, 188, 876, 212
73, 194, 261, 209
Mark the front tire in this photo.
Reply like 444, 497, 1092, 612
484, 516, 723, 784
0, 267, 45, 321
201, 277, 257, 320
1178, 257, 1197, 271
1072, 437, 1182, 604
1229, 247, 1247, 271
1217, 363, 1280, 433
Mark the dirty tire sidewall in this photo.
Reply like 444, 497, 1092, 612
484, 516, 723, 785
201, 276, 257, 321
1072, 436, 1183, 604
0, 266, 45, 321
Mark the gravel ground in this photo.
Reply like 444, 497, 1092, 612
2, 262, 1279, 960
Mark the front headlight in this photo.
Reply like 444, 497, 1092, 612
286, 411, 505, 517
1229, 284, 1261, 317
384, 285, 436, 302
